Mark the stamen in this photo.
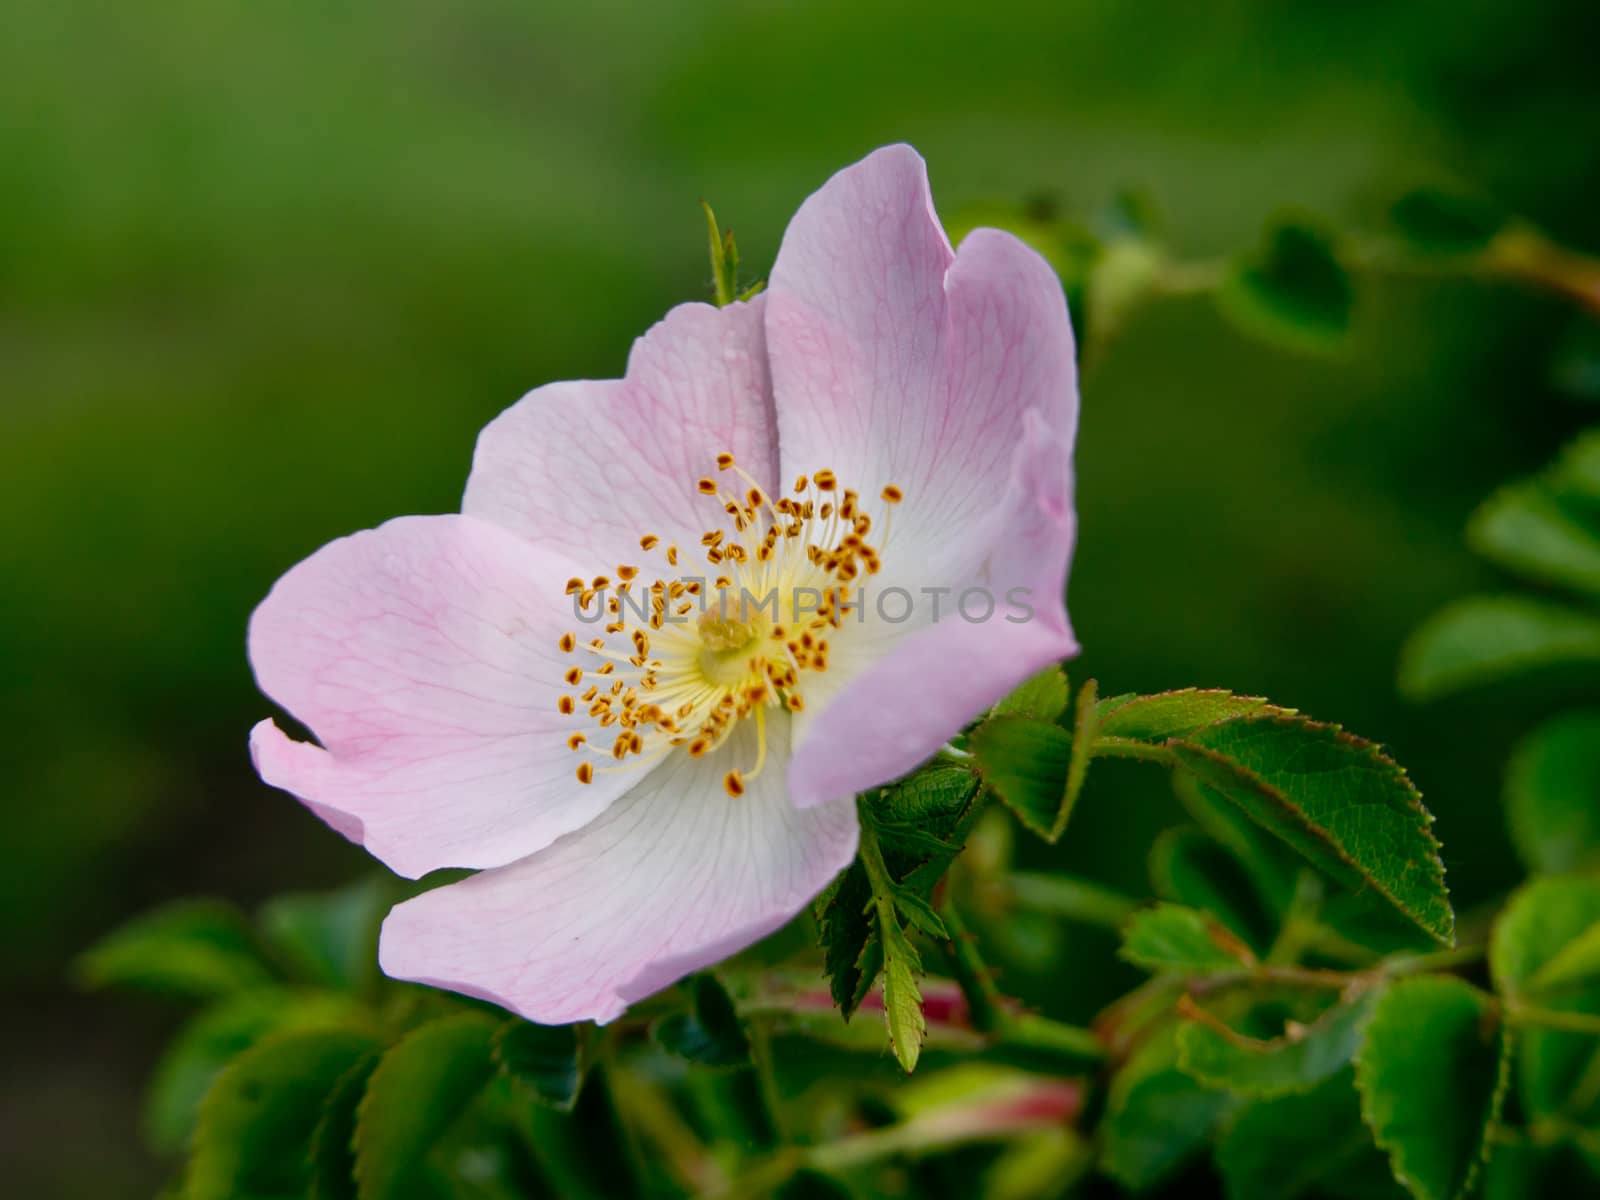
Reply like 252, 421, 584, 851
555, 453, 902, 800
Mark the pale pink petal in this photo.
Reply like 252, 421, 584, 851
378, 721, 859, 1024
463, 297, 777, 574
788, 414, 1078, 809
765, 144, 1078, 586
248, 514, 631, 879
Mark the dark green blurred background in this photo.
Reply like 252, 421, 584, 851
6, 1, 1598, 1194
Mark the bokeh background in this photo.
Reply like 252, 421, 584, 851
7, 1, 1599, 1194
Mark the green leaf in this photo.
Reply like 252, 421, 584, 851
1170, 715, 1453, 946
817, 766, 982, 1017
259, 878, 389, 993
1467, 430, 1600, 596
1318, 889, 1446, 958
1399, 595, 1600, 700
353, 1013, 499, 1200
654, 974, 751, 1068
870, 763, 985, 844
892, 889, 949, 941
880, 917, 927, 1074
492, 1021, 582, 1110
1354, 976, 1512, 1200
1219, 218, 1353, 353
815, 863, 876, 1017
1097, 688, 1282, 742
1218, 1069, 1404, 1200
1491, 878, 1600, 1122
1390, 188, 1506, 256
1171, 769, 1298, 915
145, 987, 362, 1154
1491, 876, 1600, 1001
855, 814, 928, 1072
1121, 903, 1256, 974
1101, 1024, 1240, 1190
1061, 677, 1099, 836
989, 665, 1069, 721
1530, 923, 1600, 997
1177, 989, 1378, 1098
1149, 826, 1275, 951
702, 200, 738, 307
77, 899, 275, 1000
969, 715, 1072, 841
1507, 712, 1600, 874
308, 1052, 381, 1200
189, 1027, 381, 1200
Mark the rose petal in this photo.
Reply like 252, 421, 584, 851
249, 514, 629, 878
766, 144, 1078, 586
464, 297, 777, 573
787, 414, 1078, 808
378, 720, 858, 1024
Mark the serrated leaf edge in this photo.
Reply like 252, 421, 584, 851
1353, 978, 1512, 1200
1171, 713, 1453, 947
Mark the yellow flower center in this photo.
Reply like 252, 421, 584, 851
556, 455, 903, 797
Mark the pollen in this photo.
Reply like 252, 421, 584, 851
554, 454, 903, 799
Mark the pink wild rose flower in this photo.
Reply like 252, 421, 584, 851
247, 145, 1080, 1024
